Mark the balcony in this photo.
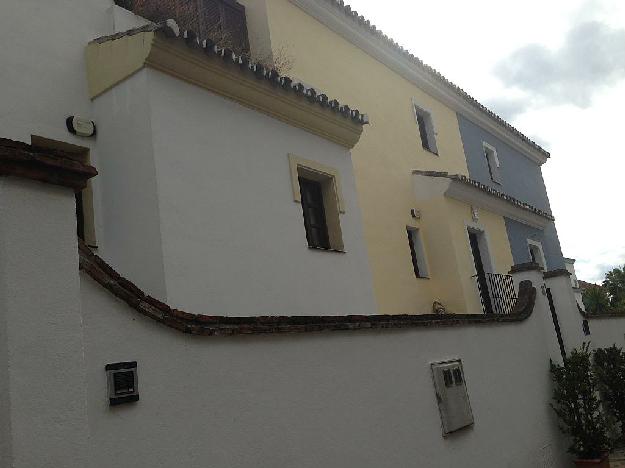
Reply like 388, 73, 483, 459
116, 0, 250, 54
473, 272, 518, 315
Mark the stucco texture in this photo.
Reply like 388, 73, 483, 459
0, 179, 90, 468
80, 271, 567, 468
408, 193, 514, 314
245, 0, 472, 314
94, 67, 377, 316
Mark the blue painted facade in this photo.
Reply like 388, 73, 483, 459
456, 114, 565, 270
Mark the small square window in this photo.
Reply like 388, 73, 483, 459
413, 103, 438, 155
407, 228, 428, 278
105, 361, 139, 406
483, 143, 501, 184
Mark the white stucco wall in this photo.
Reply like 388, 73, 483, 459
80, 273, 568, 468
92, 71, 169, 300
93, 68, 376, 316
545, 275, 587, 353
146, 69, 376, 315
586, 317, 625, 350
0, 178, 90, 468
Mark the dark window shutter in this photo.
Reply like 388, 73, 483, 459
452, 368, 463, 385
417, 113, 430, 151
299, 178, 330, 250
407, 229, 421, 278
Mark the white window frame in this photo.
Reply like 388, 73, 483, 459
412, 99, 438, 155
527, 239, 547, 270
407, 227, 430, 278
482, 142, 502, 184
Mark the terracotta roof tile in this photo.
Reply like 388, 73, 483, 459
90, 20, 370, 126
413, 170, 555, 221
0, 138, 97, 191
78, 239, 537, 336
318, 0, 549, 157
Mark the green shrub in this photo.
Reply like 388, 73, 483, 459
550, 344, 609, 458
583, 286, 611, 314
594, 346, 625, 444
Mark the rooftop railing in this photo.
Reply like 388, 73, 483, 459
473, 272, 518, 315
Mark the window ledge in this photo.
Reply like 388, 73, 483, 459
308, 246, 346, 254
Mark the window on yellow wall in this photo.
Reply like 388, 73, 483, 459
407, 228, 429, 278
412, 101, 438, 155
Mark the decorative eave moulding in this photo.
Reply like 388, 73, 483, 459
289, 0, 549, 165
86, 24, 366, 149
412, 171, 553, 230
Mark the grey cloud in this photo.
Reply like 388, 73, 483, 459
494, 21, 625, 108
483, 96, 529, 120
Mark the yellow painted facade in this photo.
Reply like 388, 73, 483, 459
241, 0, 515, 314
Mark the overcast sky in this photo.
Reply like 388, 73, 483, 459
345, 0, 625, 283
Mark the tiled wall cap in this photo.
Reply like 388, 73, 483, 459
78, 240, 537, 336
0, 138, 97, 191
509, 262, 542, 274
543, 269, 572, 279
91, 20, 370, 126
413, 171, 555, 221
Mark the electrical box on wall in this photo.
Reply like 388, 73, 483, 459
431, 359, 474, 436
105, 361, 139, 406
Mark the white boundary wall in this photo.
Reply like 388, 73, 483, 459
79, 272, 568, 468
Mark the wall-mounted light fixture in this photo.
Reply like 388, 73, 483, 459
66, 116, 96, 138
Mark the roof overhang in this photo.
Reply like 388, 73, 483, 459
413, 171, 553, 230
289, 0, 549, 165
86, 24, 366, 149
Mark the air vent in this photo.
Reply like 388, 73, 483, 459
105, 361, 139, 406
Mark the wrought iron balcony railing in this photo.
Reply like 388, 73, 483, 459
473, 272, 517, 315
116, 0, 250, 54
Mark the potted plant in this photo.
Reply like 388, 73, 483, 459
594, 346, 625, 445
551, 344, 610, 466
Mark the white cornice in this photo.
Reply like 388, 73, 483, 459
444, 180, 549, 229
412, 173, 550, 230
289, 0, 549, 165
86, 28, 364, 148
